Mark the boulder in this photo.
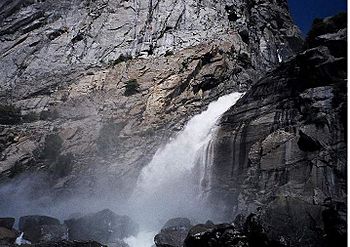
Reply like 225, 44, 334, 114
65, 209, 138, 244
0, 218, 15, 230
20, 240, 108, 247
154, 218, 192, 247
18, 215, 67, 243
184, 223, 248, 247
0, 226, 18, 245
19, 215, 61, 230
162, 218, 192, 230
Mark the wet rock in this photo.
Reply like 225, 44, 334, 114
65, 209, 138, 244
19, 215, 61, 230
154, 218, 192, 247
0, 218, 15, 230
19, 215, 67, 243
184, 223, 248, 247
21, 240, 108, 247
162, 218, 192, 230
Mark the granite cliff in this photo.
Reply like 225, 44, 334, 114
0, 0, 301, 204
0, 1, 347, 247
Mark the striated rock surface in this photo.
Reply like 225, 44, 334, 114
0, 0, 302, 207
0, 0, 301, 94
206, 13, 347, 247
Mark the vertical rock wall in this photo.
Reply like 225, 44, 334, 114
208, 14, 347, 246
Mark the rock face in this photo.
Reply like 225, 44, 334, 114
0, 0, 300, 93
64, 209, 138, 244
205, 14, 347, 246
0, 0, 302, 207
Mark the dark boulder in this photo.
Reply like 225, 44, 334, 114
0, 218, 15, 230
155, 218, 192, 247
184, 223, 248, 247
21, 240, 108, 247
0, 226, 18, 245
243, 214, 278, 247
184, 218, 289, 247
18, 215, 67, 243
19, 215, 61, 230
162, 218, 192, 230
64, 209, 138, 244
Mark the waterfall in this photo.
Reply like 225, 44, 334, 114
125, 92, 243, 247
193, 138, 215, 197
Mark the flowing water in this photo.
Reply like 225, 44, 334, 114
125, 92, 243, 247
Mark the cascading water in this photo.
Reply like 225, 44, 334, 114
125, 92, 243, 247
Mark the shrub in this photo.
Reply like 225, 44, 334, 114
108, 53, 133, 67
0, 104, 21, 124
124, 79, 140, 96
165, 50, 174, 57
22, 111, 40, 122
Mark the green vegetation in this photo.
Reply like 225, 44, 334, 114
40, 109, 59, 121
108, 53, 133, 67
0, 104, 21, 125
165, 50, 174, 57
22, 111, 40, 122
124, 79, 140, 96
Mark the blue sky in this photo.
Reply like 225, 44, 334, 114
288, 0, 347, 35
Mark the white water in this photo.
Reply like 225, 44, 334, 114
126, 92, 243, 247
15, 233, 31, 245
125, 231, 156, 247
